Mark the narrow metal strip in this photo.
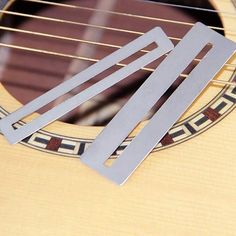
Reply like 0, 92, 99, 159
80, 22, 236, 185
0, 27, 173, 144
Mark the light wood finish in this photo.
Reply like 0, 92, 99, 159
0, 0, 235, 235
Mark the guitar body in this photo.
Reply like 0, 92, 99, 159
0, 0, 235, 235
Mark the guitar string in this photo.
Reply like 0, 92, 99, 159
0, 10, 185, 42
0, 42, 235, 87
0, 7, 235, 51
1, 7, 236, 36
19, 0, 236, 33
139, 0, 236, 16
0, 0, 233, 127
0, 8, 236, 40
0, 5, 235, 87
0, 25, 235, 68
23, 0, 236, 17
0, 9, 235, 64
23, 0, 236, 22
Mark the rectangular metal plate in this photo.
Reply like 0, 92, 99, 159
80, 22, 236, 185
0, 27, 173, 144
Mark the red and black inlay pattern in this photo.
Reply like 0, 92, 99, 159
46, 138, 62, 151
0, 75, 235, 157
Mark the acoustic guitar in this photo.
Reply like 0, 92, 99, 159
0, 0, 235, 235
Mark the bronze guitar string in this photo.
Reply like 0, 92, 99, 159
0, 25, 235, 68
0, 5, 235, 87
0, 0, 235, 151
24, 0, 236, 17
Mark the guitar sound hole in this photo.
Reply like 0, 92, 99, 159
0, 0, 224, 126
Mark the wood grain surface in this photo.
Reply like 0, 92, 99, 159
0, 0, 235, 235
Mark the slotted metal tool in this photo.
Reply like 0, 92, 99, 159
0, 27, 173, 144
0, 23, 235, 185
80, 22, 236, 185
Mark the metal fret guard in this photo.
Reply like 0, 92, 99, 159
0, 23, 235, 185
